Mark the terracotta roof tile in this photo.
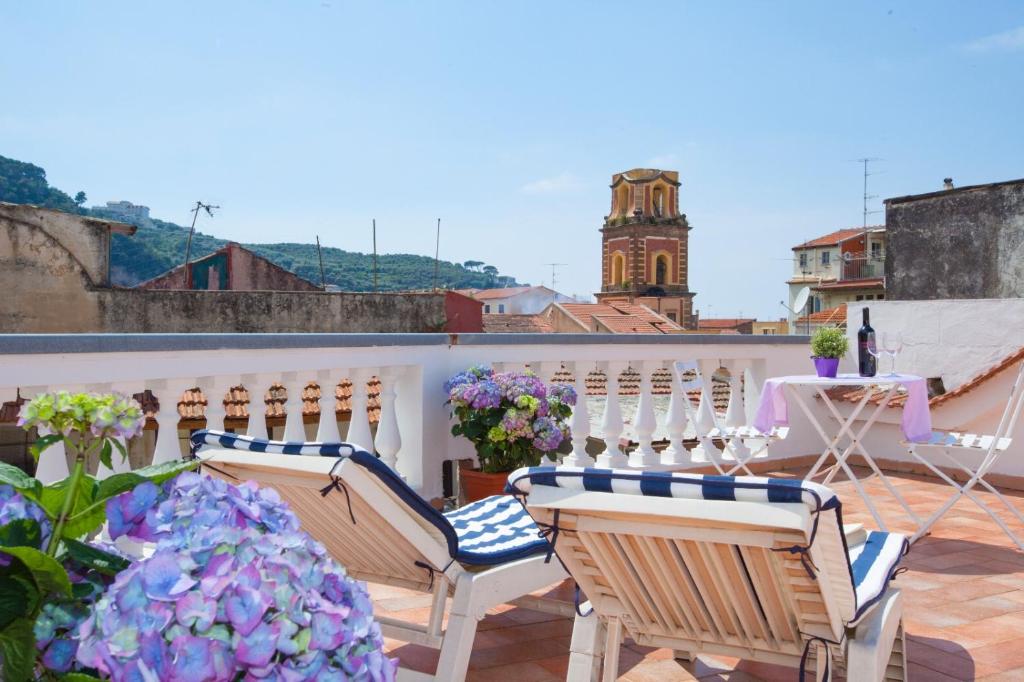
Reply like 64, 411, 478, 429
470, 286, 535, 300
793, 227, 882, 250
560, 302, 680, 333
796, 303, 847, 325
482, 314, 554, 333
697, 318, 755, 329
812, 278, 884, 292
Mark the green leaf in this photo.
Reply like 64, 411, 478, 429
110, 437, 128, 463
0, 546, 71, 598
29, 433, 64, 463
62, 538, 130, 577
130, 459, 198, 484
0, 618, 35, 682
99, 440, 113, 471
40, 474, 104, 540
61, 674, 105, 682
0, 520, 42, 550
0, 463, 41, 500
94, 459, 196, 506
0, 575, 34, 629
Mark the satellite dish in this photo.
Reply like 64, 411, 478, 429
792, 286, 811, 314
842, 252, 853, 262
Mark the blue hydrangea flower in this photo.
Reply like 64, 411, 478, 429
0, 484, 52, 561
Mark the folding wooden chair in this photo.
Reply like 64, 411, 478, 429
192, 430, 568, 682
509, 466, 909, 681
677, 360, 788, 476
905, 361, 1024, 547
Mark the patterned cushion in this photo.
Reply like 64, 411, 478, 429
445, 495, 550, 565
506, 466, 839, 512
508, 466, 909, 623
191, 430, 550, 567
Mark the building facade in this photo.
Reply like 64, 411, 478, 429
787, 227, 886, 333
593, 169, 696, 328
885, 177, 1024, 300
93, 200, 151, 222
460, 285, 573, 315
137, 242, 322, 292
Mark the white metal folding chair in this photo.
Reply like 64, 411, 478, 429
677, 360, 788, 476
905, 361, 1024, 547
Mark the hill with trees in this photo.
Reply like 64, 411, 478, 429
0, 154, 522, 291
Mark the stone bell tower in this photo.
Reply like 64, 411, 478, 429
595, 169, 696, 328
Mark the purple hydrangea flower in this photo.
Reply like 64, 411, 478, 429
0, 484, 52, 562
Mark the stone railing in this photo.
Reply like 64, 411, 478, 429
0, 333, 815, 500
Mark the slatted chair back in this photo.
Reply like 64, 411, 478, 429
509, 467, 908, 675
197, 444, 455, 593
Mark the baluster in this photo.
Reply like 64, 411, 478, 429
347, 368, 374, 451
629, 360, 659, 468
744, 359, 771, 461
199, 376, 228, 434
596, 361, 628, 469
723, 360, 751, 462
242, 373, 269, 440
281, 372, 308, 442
692, 360, 723, 463
151, 379, 189, 464
315, 370, 342, 443
661, 361, 692, 467
375, 367, 402, 471
563, 361, 595, 468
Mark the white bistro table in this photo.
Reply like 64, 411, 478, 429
754, 373, 933, 531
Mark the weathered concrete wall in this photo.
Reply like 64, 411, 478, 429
139, 242, 321, 292
0, 203, 475, 334
885, 179, 1024, 300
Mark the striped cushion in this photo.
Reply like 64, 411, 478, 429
508, 466, 908, 624
444, 495, 550, 565
506, 466, 839, 512
849, 530, 909, 622
191, 430, 550, 567
190, 430, 358, 457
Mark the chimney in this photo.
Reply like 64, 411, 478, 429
943, 177, 954, 190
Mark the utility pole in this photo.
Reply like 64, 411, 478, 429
315, 235, 326, 291
183, 201, 218, 288
432, 218, 441, 291
372, 219, 378, 292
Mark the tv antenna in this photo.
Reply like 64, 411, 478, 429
183, 200, 219, 287
432, 218, 441, 291
852, 157, 883, 229
544, 263, 567, 295
372, 219, 378, 292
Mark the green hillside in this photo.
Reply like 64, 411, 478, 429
1, 154, 522, 291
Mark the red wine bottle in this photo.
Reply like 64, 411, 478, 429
858, 307, 877, 377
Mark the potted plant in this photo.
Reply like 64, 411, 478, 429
810, 326, 849, 378
446, 366, 576, 502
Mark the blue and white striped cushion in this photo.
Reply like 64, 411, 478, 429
849, 530, 909, 622
191, 430, 551, 567
444, 495, 550, 565
506, 466, 839, 512
508, 466, 909, 624
190, 430, 357, 457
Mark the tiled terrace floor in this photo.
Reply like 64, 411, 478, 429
373, 466, 1024, 681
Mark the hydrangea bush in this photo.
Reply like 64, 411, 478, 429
80, 472, 396, 681
446, 366, 576, 472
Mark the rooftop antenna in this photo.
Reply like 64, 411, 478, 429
852, 157, 883, 229
432, 218, 441, 291
372, 219, 378, 292
544, 262, 567, 294
183, 201, 219, 288
315, 235, 326, 291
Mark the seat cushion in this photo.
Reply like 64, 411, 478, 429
190, 430, 358, 457
848, 531, 910, 623
444, 495, 551, 566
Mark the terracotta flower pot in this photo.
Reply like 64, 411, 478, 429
460, 468, 510, 503
812, 357, 840, 378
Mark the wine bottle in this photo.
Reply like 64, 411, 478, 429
858, 307, 877, 377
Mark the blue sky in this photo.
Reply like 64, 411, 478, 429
2, 2, 1022, 318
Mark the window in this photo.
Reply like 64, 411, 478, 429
655, 254, 669, 285
798, 252, 808, 269
610, 252, 626, 285
653, 187, 664, 217
665, 311, 677, 321
855, 295, 864, 301
878, 293, 885, 300
821, 251, 831, 266
762, 329, 775, 335
484, 304, 491, 313
497, 304, 505, 314
871, 242, 882, 260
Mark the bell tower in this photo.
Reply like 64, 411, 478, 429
595, 169, 696, 328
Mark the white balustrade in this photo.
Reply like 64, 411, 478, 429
374, 368, 402, 471
241, 373, 269, 439
597, 361, 629, 469
723, 360, 751, 461
563, 361, 595, 468
199, 376, 228, 433
346, 368, 374, 452
629, 361, 659, 468
661, 361, 692, 467
281, 372, 308, 442
151, 379, 189, 464
315, 369, 342, 443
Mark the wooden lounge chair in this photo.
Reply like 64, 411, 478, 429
191, 430, 568, 682
508, 466, 909, 681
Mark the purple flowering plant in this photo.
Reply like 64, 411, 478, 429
447, 366, 576, 473
0, 392, 194, 681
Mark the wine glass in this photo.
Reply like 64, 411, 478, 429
881, 331, 903, 376
867, 337, 883, 375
